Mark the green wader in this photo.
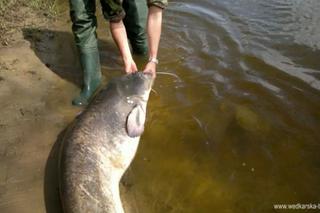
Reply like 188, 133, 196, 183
69, 0, 148, 106
123, 0, 148, 55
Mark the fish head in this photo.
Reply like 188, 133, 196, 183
119, 71, 154, 101
117, 72, 154, 138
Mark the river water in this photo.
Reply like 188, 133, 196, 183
1, 0, 319, 212
123, 0, 320, 212
56, 0, 320, 212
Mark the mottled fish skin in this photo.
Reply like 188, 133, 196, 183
59, 72, 154, 213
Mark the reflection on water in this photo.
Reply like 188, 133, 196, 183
1, 0, 320, 212
123, 0, 320, 212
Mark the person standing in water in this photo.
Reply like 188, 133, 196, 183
69, 0, 168, 106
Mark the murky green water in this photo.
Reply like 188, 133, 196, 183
54, 0, 320, 212
1, 0, 320, 212
122, 0, 320, 212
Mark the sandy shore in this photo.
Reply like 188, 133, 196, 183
0, 1, 142, 211
0, 4, 84, 212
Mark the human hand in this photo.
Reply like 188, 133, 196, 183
143, 61, 157, 78
124, 58, 138, 74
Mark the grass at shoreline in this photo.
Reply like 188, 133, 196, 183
0, 0, 17, 14
0, 0, 58, 17
29, 0, 59, 17
0, 0, 59, 45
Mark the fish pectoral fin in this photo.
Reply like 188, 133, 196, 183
126, 104, 146, 138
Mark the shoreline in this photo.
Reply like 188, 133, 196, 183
0, 1, 136, 212
0, 2, 80, 212
0, 0, 58, 47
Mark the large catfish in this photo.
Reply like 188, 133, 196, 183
59, 72, 154, 213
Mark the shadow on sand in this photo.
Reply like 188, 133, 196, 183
43, 129, 65, 213
22, 28, 122, 88
21, 28, 121, 213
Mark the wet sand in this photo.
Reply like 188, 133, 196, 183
0, 4, 89, 212
1, 0, 320, 212
0, 4, 140, 212
0, 27, 79, 213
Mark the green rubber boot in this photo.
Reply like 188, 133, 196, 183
123, 0, 148, 55
72, 48, 102, 106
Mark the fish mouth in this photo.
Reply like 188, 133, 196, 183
135, 71, 154, 91
124, 72, 154, 103
142, 72, 155, 89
